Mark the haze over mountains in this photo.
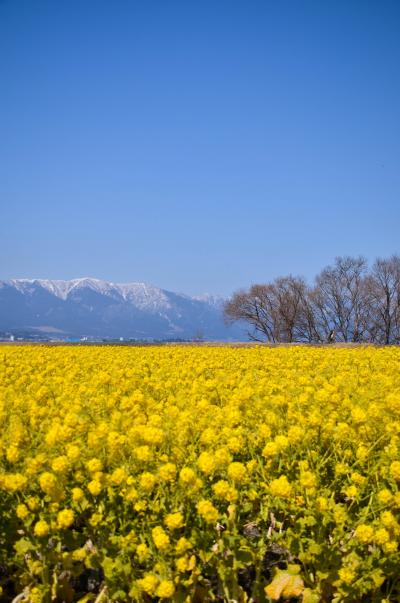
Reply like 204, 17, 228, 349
0, 278, 244, 340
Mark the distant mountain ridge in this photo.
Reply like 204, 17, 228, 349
0, 278, 243, 340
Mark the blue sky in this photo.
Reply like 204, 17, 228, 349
1, 0, 399, 295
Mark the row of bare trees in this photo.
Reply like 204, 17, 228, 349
224, 255, 400, 344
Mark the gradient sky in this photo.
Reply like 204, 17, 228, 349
1, 0, 399, 295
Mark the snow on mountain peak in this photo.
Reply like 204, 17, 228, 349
116, 282, 171, 310
193, 293, 225, 307
4, 278, 173, 310
3, 278, 224, 309
67, 278, 118, 298
0, 278, 243, 340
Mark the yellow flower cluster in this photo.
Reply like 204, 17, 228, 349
0, 345, 400, 602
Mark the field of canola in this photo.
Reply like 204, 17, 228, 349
1, 345, 400, 603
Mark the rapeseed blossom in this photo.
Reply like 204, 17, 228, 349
57, 509, 74, 529
197, 499, 219, 523
1, 345, 400, 601
33, 520, 50, 537
165, 512, 184, 530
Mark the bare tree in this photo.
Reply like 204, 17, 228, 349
295, 285, 323, 343
273, 276, 318, 342
224, 284, 280, 342
312, 256, 370, 342
272, 277, 301, 342
224, 276, 314, 343
367, 256, 400, 344
224, 255, 399, 345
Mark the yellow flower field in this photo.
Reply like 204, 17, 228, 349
1, 345, 400, 602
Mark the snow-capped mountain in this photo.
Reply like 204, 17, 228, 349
0, 278, 244, 340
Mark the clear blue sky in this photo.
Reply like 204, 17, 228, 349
1, 0, 399, 295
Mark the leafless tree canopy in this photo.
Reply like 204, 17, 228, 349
224, 255, 400, 344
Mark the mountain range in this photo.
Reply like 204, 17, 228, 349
0, 278, 244, 340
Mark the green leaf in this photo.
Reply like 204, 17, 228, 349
111, 589, 127, 601
236, 548, 253, 564
14, 538, 35, 555
265, 566, 305, 600
302, 588, 320, 603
